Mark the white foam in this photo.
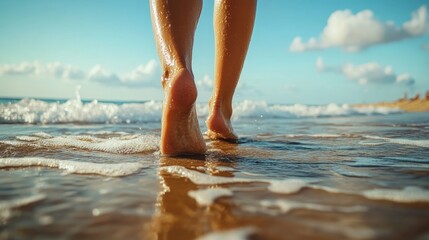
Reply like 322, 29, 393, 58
188, 188, 233, 206
15, 136, 40, 142
0, 98, 402, 124
215, 166, 235, 172
2, 133, 159, 154
33, 132, 52, 138
363, 186, 429, 203
161, 166, 308, 195
0, 157, 145, 177
363, 135, 429, 148
267, 179, 308, 194
231, 101, 400, 119
241, 171, 265, 176
0, 98, 162, 124
163, 166, 429, 204
161, 166, 254, 185
196, 227, 257, 240
260, 199, 367, 214
332, 166, 371, 178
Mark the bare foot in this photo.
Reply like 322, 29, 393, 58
205, 98, 238, 141
160, 69, 206, 155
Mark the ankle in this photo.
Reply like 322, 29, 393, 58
209, 97, 233, 119
164, 68, 197, 109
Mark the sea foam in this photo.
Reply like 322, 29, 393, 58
161, 166, 310, 194
0, 98, 401, 124
162, 166, 429, 204
363, 135, 429, 148
0, 157, 145, 177
363, 186, 429, 203
259, 199, 367, 214
1, 132, 159, 154
188, 188, 233, 206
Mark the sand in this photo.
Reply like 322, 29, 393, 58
354, 98, 429, 112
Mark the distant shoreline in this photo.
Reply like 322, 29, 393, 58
354, 97, 429, 112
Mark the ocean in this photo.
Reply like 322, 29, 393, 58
1, 97, 428, 240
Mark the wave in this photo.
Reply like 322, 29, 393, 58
188, 188, 233, 206
259, 199, 367, 214
361, 135, 429, 148
0, 98, 401, 124
163, 166, 429, 203
1, 132, 160, 154
0, 157, 146, 177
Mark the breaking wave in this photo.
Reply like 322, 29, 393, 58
0, 98, 401, 124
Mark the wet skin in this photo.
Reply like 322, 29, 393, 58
150, 0, 256, 155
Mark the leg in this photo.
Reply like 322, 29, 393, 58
206, 0, 257, 141
150, 0, 206, 155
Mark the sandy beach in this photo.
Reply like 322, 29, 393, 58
354, 95, 429, 113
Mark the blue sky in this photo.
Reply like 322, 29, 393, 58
1, 0, 428, 104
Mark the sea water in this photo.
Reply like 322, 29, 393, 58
0, 97, 428, 239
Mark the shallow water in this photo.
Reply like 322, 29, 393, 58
1, 99, 429, 239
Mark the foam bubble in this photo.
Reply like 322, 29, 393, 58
33, 132, 52, 138
363, 135, 429, 148
188, 188, 233, 206
0, 157, 145, 177
161, 166, 254, 185
2, 133, 159, 154
0, 98, 162, 124
267, 179, 308, 194
215, 166, 235, 172
232, 101, 400, 119
332, 166, 371, 178
363, 186, 429, 203
196, 227, 257, 240
15, 136, 40, 142
161, 166, 309, 195
260, 199, 367, 214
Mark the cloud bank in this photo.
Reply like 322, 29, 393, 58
316, 58, 415, 85
0, 60, 159, 87
290, 5, 428, 52
0, 61, 85, 80
196, 74, 213, 91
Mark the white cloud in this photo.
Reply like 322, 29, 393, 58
0, 60, 159, 87
290, 5, 428, 52
316, 57, 341, 73
0, 61, 84, 80
196, 74, 213, 91
88, 60, 159, 87
46, 62, 85, 80
87, 64, 120, 84
121, 60, 157, 83
317, 58, 415, 85
0, 61, 43, 76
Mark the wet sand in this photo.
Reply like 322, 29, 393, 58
1, 100, 429, 239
